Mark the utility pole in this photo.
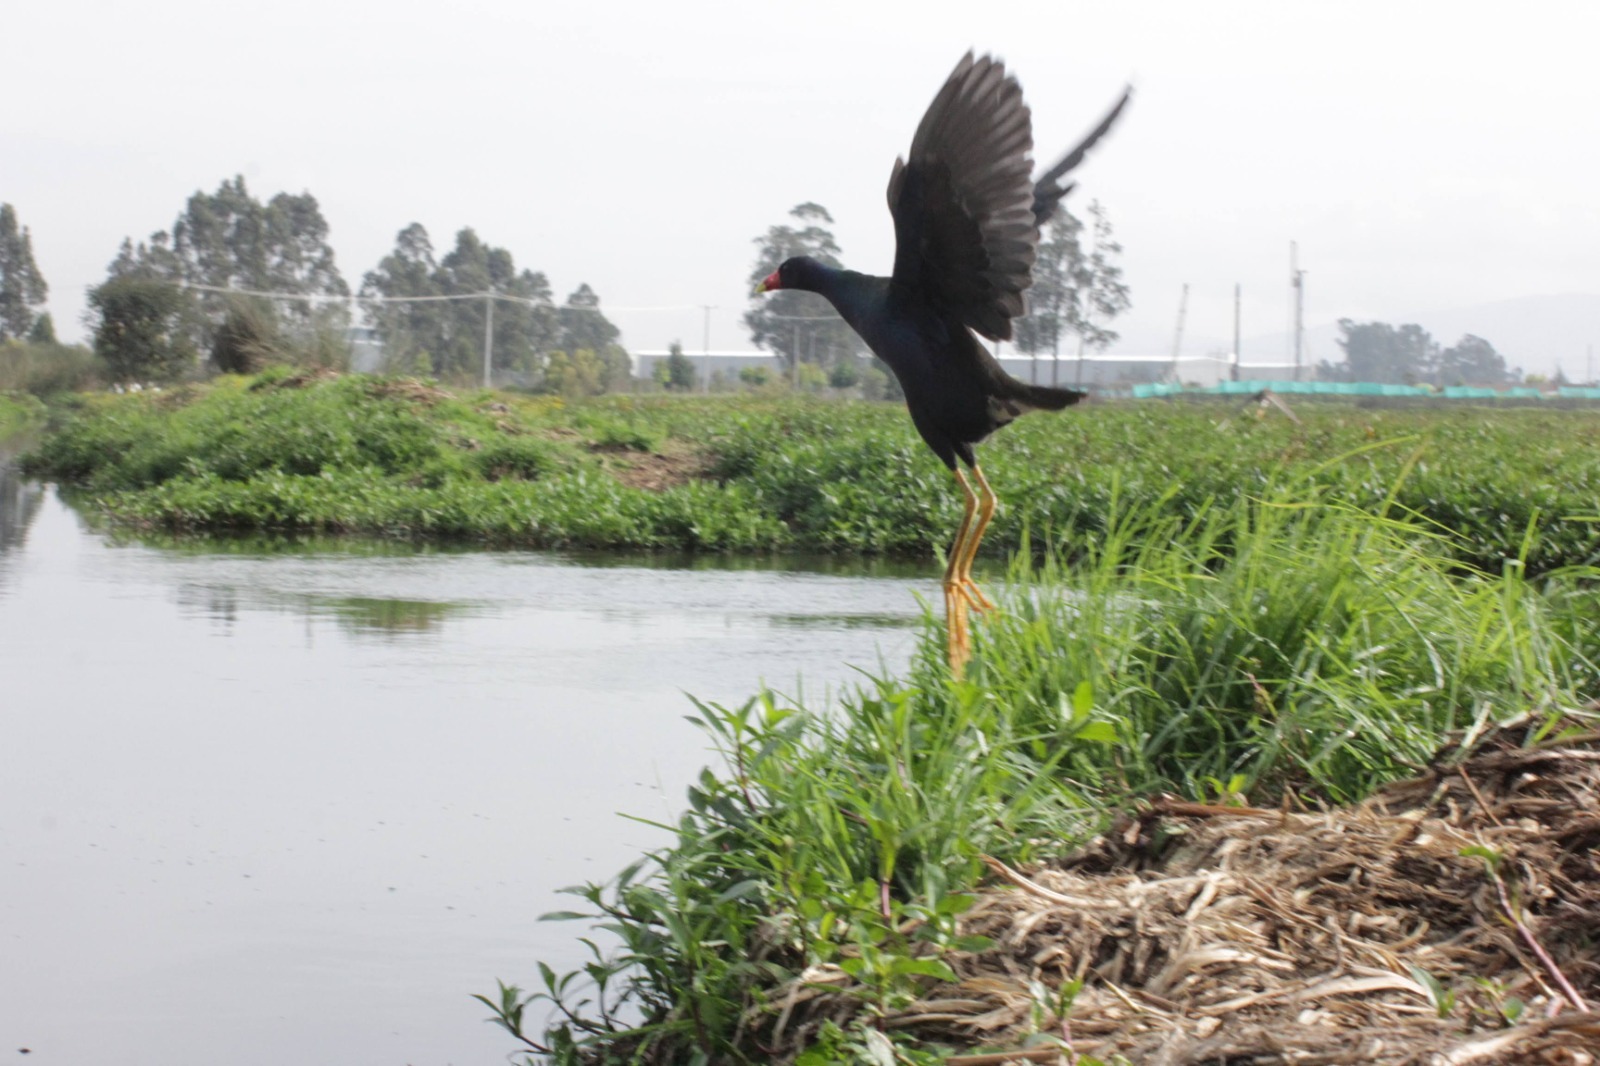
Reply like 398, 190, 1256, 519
482, 293, 495, 389
1232, 283, 1242, 382
700, 305, 715, 394
1170, 283, 1189, 382
1290, 242, 1306, 382
1045, 315, 1056, 387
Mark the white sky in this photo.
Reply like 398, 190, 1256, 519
7, 0, 1600, 371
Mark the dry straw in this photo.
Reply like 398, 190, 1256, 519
776, 722, 1600, 1064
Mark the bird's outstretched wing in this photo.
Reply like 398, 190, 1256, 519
887, 52, 1038, 341
1031, 86, 1133, 226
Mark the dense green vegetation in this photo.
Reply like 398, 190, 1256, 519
15, 373, 1600, 1061
479, 491, 1598, 1064
0, 390, 45, 438
21, 373, 1600, 574
0, 339, 103, 398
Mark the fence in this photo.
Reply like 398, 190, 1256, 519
1127, 379, 1600, 402
175, 284, 1593, 400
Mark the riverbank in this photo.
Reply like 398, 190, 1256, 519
0, 391, 44, 439
480, 491, 1599, 1064
19, 370, 1600, 572
15, 373, 1599, 1061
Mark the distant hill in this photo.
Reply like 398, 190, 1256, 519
1240, 293, 1600, 382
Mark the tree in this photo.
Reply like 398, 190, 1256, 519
167, 177, 348, 301
89, 277, 198, 383
359, 222, 443, 371
654, 341, 697, 391
557, 284, 620, 354
1336, 320, 1439, 384
103, 177, 349, 356
1081, 201, 1132, 350
27, 313, 55, 345
1437, 334, 1507, 385
1014, 210, 1083, 362
546, 284, 628, 392
360, 224, 558, 381
0, 204, 49, 342
743, 203, 861, 371
1013, 201, 1130, 384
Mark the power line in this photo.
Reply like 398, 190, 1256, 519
177, 282, 701, 313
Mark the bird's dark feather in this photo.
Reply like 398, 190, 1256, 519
888, 52, 1037, 342
1032, 86, 1133, 226
769, 52, 1124, 470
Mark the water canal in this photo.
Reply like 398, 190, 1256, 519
0, 456, 931, 1065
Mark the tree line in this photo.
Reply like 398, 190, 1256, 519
83, 177, 631, 390
1325, 321, 1520, 386
18, 182, 1534, 394
0, 182, 1137, 393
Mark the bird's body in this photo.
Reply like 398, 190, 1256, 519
755, 53, 1130, 673
772, 259, 1082, 470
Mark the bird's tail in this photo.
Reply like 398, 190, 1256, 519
1011, 381, 1087, 412
986, 379, 1087, 426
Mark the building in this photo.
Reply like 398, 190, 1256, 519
632, 349, 1251, 389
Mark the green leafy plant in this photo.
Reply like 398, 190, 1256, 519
479, 487, 1596, 1063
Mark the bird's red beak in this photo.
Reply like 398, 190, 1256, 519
754, 269, 783, 295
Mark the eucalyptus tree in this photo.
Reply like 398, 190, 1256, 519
744, 202, 862, 371
0, 203, 49, 342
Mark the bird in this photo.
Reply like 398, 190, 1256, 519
753, 52, 1131, 676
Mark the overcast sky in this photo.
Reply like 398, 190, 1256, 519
7, 0, 1598, 372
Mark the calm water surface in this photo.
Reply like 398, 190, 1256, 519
0, 461, 931, 1065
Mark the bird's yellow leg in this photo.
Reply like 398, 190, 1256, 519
944, 469, 980, 675
956, 464, 998, 613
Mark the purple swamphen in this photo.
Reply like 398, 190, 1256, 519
754, 52, 1131, 674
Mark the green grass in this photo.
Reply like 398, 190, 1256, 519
19, 374, 1600, 572
480, 489, 1598, 1065
0, 391, 46, 439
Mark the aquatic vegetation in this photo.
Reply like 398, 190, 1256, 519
19, 374, 1600, 572
478, 490, 1598, 1063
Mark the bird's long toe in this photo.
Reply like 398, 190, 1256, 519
961, 579, 996, 614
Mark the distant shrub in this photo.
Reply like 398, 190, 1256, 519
89, 278, 197, 383
211, 298, 281, 375
0, 339, 103, 395
828, 359, 861, 389
471, 436, 555, 481
541, 347, 631, 397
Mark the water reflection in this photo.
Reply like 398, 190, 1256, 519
0, 476, 932, 1066
314, 596, 472, 635
0, 442, 44, 586
119, 528, 937, 579
171, 582, 479, 638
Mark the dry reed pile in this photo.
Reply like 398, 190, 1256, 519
780, 722, 1600, 1064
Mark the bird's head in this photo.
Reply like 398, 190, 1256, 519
753, 256, 823, 295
